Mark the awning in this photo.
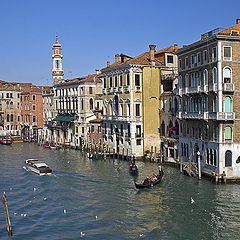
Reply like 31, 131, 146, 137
53, 115, 75, 122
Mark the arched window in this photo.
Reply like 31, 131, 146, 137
212, 67, 217, 83
89, 98, 93, 110
10, 114, 13, 122
223, 67, 232, 83
81, 99, 84, 110
224, 126, 232, 140
225, 150, 232, 167
224, 96, 232, 112
204, 69, 208, 85
6, 114, 9, 122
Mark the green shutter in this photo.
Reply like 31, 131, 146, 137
225, 126, 232, 140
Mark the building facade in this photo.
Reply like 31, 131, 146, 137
101, 45, 177, 158
177, 19, 240, 179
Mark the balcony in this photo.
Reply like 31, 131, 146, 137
209, 112, 235, 121
223, 83, 234, 92
173, 88, 182, 96
32, 122, 38, 127
209, 83, 217, 92
182, 87, 189, 95
107, 88, 113, 94
125, 86, 130, 93
118, 86, 123, 93
176, 111, 182, 119
135, 86, 141, 92
182, 112, 208, 120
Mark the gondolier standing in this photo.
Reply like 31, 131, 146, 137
158, 164, 162, 174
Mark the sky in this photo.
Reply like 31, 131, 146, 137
0, 0, 240, 86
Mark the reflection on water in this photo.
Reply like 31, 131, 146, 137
0, 143, 240, 240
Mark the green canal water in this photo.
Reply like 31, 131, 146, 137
0, 143, 240, 240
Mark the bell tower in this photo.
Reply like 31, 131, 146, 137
52, 35, 64, 85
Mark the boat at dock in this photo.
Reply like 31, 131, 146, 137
0, 137, 12, 145
135, 170, 163, 189
25, 159, 52, 176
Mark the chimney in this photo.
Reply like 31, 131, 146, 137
149, 44, 156, 66
107, 61, 110, 68
174, 44, 178, 51
201, 34, 207, 40
96, 69, 100, 75
115, 54, 120, 63
236, 19, 240, 24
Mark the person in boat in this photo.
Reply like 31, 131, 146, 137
158, 164, 162, 174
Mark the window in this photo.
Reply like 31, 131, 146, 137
225, 150, 232, 167
225, 126, 232, 140
136, 139, 141, 145
10, 93, 13, 98
203, 50, 208, 63
89, 98, 93, 110
32, 104, 36, 111
82, 127, 84, 134
224, 96, 232, 112
109, 77, 113, 88
32, 95, 36, 101
89, 87, 93, 94
32, 115, 36, 123
91, 125, 94, 133
184, 75, 188, 88
6, 93, 9, 98
136, 104, 140, 117
119, 75, 123, 86
213, 67, 217, 83
103, 78, 106, 88
126, 73, 130, 86
204, 69, 208, 85
167, 55, 174, 63
10, 114, 13, 122
223, 46, 232, 61
197, 52, 201, 65
179, 59, 182, 70
191, 55, 194, 67
56, 60, 59, 69
114, 76, 118, 87
212, 47, 217, 61
185, 57, 188, 69
223, 67, 231, 83
135, 74, 140, 86
136, 125, 141, 137
98, 126, 101, 133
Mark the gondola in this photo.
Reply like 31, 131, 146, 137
134, 170, 164, 189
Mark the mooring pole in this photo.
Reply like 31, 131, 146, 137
2, 192, 12, 236
197, 151, 201, 179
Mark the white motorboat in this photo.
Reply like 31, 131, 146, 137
25, 159, 52, 176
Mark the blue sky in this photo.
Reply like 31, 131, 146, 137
0, 0, 240, 86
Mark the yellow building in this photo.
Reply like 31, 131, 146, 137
101, 45, 178, 158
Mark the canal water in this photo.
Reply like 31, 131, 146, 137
1, 143, 240, 240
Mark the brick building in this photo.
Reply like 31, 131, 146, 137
177, 19, 240, 179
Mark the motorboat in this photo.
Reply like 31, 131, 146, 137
25, 159, 52, 176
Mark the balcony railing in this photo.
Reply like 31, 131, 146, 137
32, 122, 38, 127
209, 112, 235, 121
118, 86, 123, 93
182, 87, 188, 95
125, 86, 130, 93
182, 112, 208, 120
223, 83, 234, 92
135, 86, 141, 92
209, 83, 217, 92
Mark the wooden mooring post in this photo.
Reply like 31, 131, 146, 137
2, 192, 12, 236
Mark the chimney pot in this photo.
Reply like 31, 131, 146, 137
107, 61, 110, 68
236, 19, 240, 24
115, 54, 120, 63
96, 69, 100, 75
